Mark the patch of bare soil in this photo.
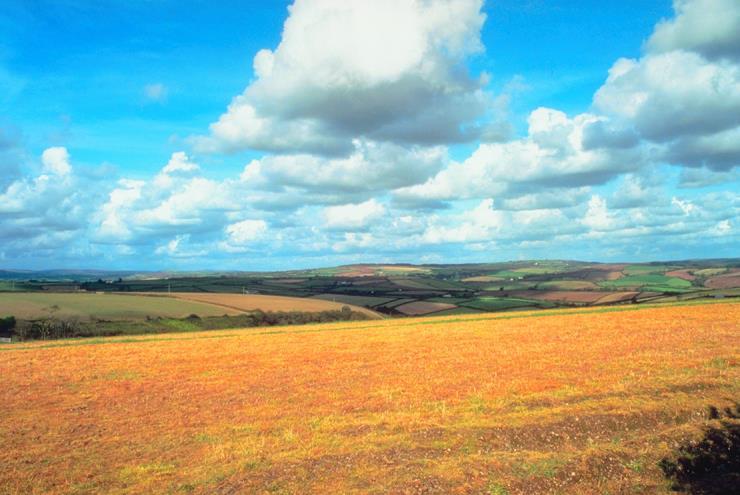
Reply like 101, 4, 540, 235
595, 291, 640, 304
508, 290, 617, 304
704, 270, 740, 289
395, 301, 458, 316
666, 270, 696, 281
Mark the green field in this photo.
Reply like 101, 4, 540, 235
429, 306, 484, 316
0, 281, 23, 291
623, 265, 669, 275
311, 293, 397, 307
3, 260, 737, 324
600, 274, 692, 291
0, 293, 230, 320
536, 280, 598, 290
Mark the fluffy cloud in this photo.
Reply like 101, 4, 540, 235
324, 199, 386, 231
194, 0, 490, 155
161, 151, 199, 175
3, 0, 738, 268
0, 147, 93, 257
593, 0, 740, 171
395, 108, 643, 207
646, 0, 740, 61
225, 219, 268, 245
594, 52, 740, 147
240, 140, 447, 208
41, 147, 72, 176
94, 152, 238, 245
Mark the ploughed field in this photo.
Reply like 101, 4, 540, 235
1, 301, 738, 494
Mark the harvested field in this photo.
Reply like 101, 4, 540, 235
508, 290, 618, 304
595, 291, 640, 304
394, 300, 457, 315
606, 271, 624, 280
163, 292, 382, 319
665, 269, 695, 281
704, 270, 740, 289
462, 275, 504, 282
461, 297, 542, 311
338, 268, 375, 277
0, 292, 231, 320
379, 265, 430, 274
1, 301, 737, 494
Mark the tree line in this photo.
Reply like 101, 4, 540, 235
2, 306, 370, 342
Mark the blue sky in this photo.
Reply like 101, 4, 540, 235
0, 0, 737, 270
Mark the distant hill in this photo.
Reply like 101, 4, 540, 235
3, 259, 738, 317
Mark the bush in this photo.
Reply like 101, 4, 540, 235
660, 404, 740, 495
13, 318, 80, 341
0, 316, 16, 338
11, 308, 371, 342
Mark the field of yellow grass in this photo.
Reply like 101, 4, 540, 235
156, 292, 383, 319
1, 301, 738, 494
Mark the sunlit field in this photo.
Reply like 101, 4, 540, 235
0, 292, 236, 320
1, 301, 737, 494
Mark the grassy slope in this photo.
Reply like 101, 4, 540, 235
1, 300, 737, 494
599, 274, 693, 291
0, 292, 234, 320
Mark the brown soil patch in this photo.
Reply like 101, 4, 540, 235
595, 291, 640, 304
606, 271, 624, 280
395, 301, 457, 316
705, 270, 740, 289
508, 290, 611, 303
666, 270, 695, 281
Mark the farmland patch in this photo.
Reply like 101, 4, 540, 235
166, 292, 382, 318
395, 301, 458, 316
0, 292, 231, 320
0, 302, 736, 494
704, 270, 740, 289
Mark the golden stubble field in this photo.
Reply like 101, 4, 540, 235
162, 292, 383, 319
0, 302, 738, 494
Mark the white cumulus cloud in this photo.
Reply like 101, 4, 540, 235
193, 0, 491, 155
324, 199, 386, 231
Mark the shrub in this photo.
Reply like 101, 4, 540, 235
659, 404, 740, 495
0, 316, 16, 338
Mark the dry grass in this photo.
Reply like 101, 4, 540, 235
155, 292, 383, 319
0, 301, 737, 494
0, 292, 233, 320
462, 276, 504, 282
